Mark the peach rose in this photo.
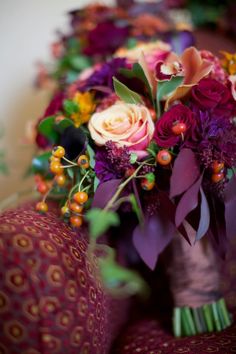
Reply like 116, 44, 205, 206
88, 102, 155, 158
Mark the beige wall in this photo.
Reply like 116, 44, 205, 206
0, 0, 114, 203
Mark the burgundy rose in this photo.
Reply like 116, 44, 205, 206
154, 104, 195, 148
191, 78, 231, 110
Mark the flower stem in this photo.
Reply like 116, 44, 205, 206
104, 159, 153, 212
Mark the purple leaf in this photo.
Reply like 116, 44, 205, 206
170, 149, 200, 198
92, 179, 121, 209
195, 187, 210, 242
133, 212, 175, 270
224, 175, 236, 239
175, 174, 203, 228
158, 191, 191, 244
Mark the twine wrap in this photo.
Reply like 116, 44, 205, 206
166, 223, 221, 308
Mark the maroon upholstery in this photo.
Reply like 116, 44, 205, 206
1, 202, 236, 353
0, 202, 129, 354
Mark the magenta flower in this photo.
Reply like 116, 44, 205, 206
191, 78, 231, 110
154, 104, 195, 148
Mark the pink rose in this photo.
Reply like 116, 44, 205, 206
154, 104, 195, 148
88, 102, 155, 158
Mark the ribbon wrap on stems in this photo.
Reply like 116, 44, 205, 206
164, 223, 232, 337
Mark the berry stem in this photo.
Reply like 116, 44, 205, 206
104, 159, 153, 212
62, 156, 77, 166
78, 170, 90, 192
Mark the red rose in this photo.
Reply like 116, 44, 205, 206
154, 104, 195, 148
191, 78, 231, 110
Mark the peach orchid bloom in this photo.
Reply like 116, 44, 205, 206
162, 47, 213, 109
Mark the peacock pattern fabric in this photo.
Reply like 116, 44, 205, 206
0, 202, 129, 354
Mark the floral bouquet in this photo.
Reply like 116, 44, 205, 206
36, 0, 193, 90
31, 36, 236, 337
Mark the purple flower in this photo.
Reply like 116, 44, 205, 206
83, 21, 129, 56
186, 108, 236, 169
80, 58, 127, 92
95, 141, 132, 183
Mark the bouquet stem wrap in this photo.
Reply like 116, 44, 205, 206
165, 223, 232, 337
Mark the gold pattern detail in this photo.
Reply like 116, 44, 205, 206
0, 223, 16, 233
39, 240, 58, 257
77, 296, 88, 317
12, 234, 33, 252
78, 269, 87, 288
46, 265, 65, 287
65, 280, 78, 301
41, 333, 61, 353
6, 268, 28, 292
49, 234, 64, 247
23, 225, 42, 237
4, 320, 26, 343
56, 310, 74, 329
62, 253, 74, 272
70, 326, 83, 347
23, 299, 40, 321
70, 246, 82, 262
0, 291, 10, 313
39, 296, 60, 315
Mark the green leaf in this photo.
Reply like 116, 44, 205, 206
145, 172, 155, 183
86, 144, 95, 168
69, 55, 91, 71
67, 168, 74, 180
38, 116, 59, 143
93, 176, 100, 193
55, 118, 74, 133
157, 76, 184, 103
120, 62, 152, 100
97, 245, 148, 296
63, 99, 79, 116
113, 77, 143, 104
147, 141, 159, 158
31, 151, 51, 174
130, 194, 143, 224
126, 37, 138, 49
86, 208, 120, 239
130, 153, 138, 164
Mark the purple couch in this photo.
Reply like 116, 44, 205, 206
0, 202, 236, 353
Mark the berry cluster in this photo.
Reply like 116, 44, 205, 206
35, 145, 91, 229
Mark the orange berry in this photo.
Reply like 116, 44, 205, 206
69, 202, 83, 214
37, 182, 48, 194
34, 174, 43, 183
212, 173, 224, 183
61, 205, 70, 216
50, 162, 63, 175
70, 215, 83, 227
55, 174, 66, 186
172, 122, 187, 135
77, 155, 90, 169
36, 201, 48, 213
125, 167, 135, 177
52, 145, 65, 158
50, 155, 61, 163
156, 150, 172, 166
212, 161, 224, 173
141, 179, 155, 191
73, 191, 88, 204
